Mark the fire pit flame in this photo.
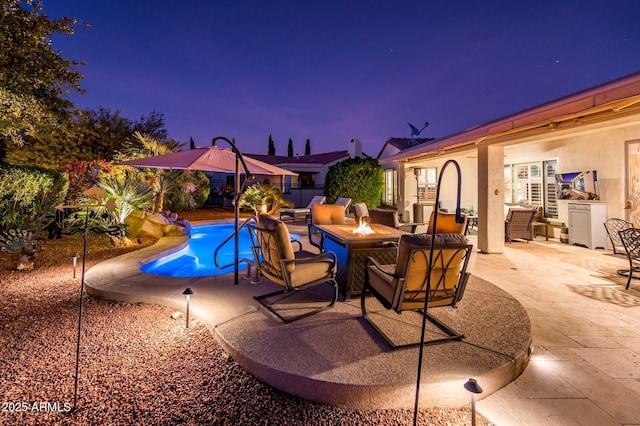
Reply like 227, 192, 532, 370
353, 221, 375, 236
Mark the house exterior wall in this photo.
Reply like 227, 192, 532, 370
401, 154, 478, 222
396, 112, 640, 245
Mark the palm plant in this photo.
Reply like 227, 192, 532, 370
113, 131, 182, 211
239, 183, 292, 215
96, 172, 154, 242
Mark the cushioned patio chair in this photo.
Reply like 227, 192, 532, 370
279, 195, 326, 223
504, 208, 537, 242
353, 203, 417, 232
308, 203, 346, 252
335, 197, 352, 214
426, 210, 468, 234
361, 232, 473, 349
605, 218, 633, 255
248, 214, 338, 323
618, 227, 640, 290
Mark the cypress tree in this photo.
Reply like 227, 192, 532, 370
268, 134, 276, 155
287, 138, 294, 157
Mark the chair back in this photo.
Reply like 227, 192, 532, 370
426, 211, 467, 234
605, 218, 633, 254
311, 204, 346, 225
620, 227, 640, 260
392, 233, 471, 311
505, 208, 537, 241
353, 202, 369, 223
253, 214, 295, 281
335, 197, 352, 213
308, 204, 346, 251
306, 195, 326, 209
370, 208, 400, 228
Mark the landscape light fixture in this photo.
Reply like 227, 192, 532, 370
71, 253, 80, 278
464, 378, 483, 426
183, 288, 194, 328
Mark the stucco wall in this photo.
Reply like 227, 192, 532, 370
401, 118, 640, 225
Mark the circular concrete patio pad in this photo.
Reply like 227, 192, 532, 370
84, 236, 532, 409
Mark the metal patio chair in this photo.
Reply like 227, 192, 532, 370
618, 227, 640, 290
361, 232, 473, 349
605, 218, 633, 255
248, 214, 338, 323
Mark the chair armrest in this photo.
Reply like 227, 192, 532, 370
283, 250, 337, 268
365, 256, 401, 279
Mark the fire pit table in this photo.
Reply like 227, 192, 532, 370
310, 223, 408, 300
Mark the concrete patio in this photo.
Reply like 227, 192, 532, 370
84, 220, 640, 424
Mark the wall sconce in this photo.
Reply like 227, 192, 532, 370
182, 288, 194, 328
71, 253, 80, 278
413, 167, 422, 177
464, 378, 483, 426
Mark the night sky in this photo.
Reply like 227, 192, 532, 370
46, 0, 640, 156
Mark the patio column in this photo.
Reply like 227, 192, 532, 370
477, 144, 504, 253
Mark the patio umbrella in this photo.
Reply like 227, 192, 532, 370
117, 141, 297, 284
117, 146, 297, 175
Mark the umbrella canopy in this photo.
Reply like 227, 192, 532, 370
117, 146, 297, 176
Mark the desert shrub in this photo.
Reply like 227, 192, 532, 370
163, 170, 210, 212
59, 159, 119, 200
0, 164, 69, 230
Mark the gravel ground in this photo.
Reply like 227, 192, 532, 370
0, 208, 492, 425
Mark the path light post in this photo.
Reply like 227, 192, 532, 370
57, 190, 117, 412
71, 253, 80, 278
183, 288, 193, 328
413, 159, 464, 426
464, 378, 483, 426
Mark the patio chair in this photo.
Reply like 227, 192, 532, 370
308, 203, 346, 252
504, 208, 537, 242
361, 232, 473, 349
426, 210, 467, 234
279, 195, 326, 223
604, 218, 633, 255
353, 203, 417, 232
335, 197, 352, 214
618, 227, 640, 290
248, 214, 338, 323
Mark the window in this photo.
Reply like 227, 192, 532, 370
416, 167, 437, 201
383, 169, 397, 205
505, 162, 543, 206
505, 160, 559, 218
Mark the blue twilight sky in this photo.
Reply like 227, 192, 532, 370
46, 0, 640, 156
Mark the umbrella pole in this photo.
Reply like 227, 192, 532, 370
234, 153, 240, 285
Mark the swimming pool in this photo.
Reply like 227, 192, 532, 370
140, 222, 299, 278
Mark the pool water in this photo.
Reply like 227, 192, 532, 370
140, 223, 299, 278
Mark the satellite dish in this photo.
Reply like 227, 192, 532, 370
408, 121, 429, 136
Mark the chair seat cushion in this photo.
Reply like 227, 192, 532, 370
288, 252, 335, 287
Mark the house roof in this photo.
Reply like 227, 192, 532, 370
380, 70, 640, 164
376, 137, 434, 159
246, 150, 369, 168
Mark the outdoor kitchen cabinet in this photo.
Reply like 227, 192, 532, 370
568, 202, 607, 249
